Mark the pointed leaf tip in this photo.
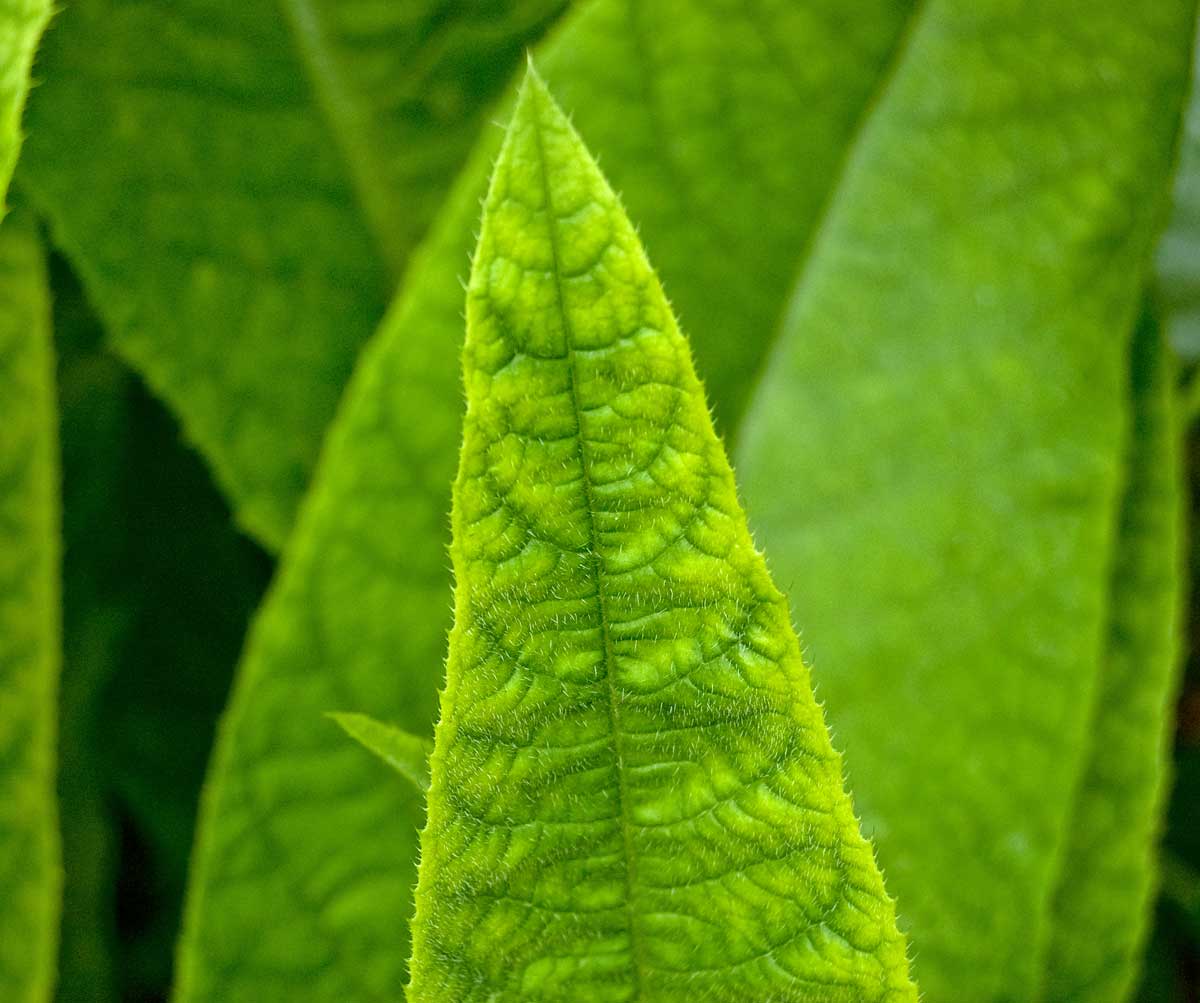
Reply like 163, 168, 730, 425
328, 712, 432, 793
409, 72, 916, 1003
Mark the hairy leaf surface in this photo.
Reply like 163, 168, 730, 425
735, 1, 1195, 999
0, 210, 60, 1003
19, 0, 565, 547
0, 0, 49, 205
175, 1, 914, 997
408, 69, 916, 1003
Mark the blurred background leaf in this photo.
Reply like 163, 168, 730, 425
20, 0, 567, 550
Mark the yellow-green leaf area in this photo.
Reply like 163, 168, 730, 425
0, 0, 49, 204
408, 70, 916, 1003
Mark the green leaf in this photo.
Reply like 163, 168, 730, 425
734, 2, 1195, 1000
0, 210, 60, 1003
176, 1, 914, 998
0, 0, 50, 206
1039, 312, 1184, 1001
18, 0, 567, 548
408, 68, 916, 1003
329, 713, 432, 792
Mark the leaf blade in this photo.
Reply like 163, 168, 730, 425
735, 1, 1196, 999
0, 210, 61, 1003
408, 69, 916, 1003
0, 0, 49, 204
175, 2, 917, 998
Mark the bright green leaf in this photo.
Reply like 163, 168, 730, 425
329, 713, 431, 792
52, 258, 135, 1003
0, 210, 60, 1003
735, 1, 1195, 1000
0, 0, 49, 206
175, 1, 914, 998
408, 68, 916, 1003
19, 0, 567, 548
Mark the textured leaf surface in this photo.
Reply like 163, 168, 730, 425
0, 211, 60, 1003
176, 1, 914, 998
408, 70, 915, 1003
735, 1, 1195, 999
330, 713, 431, 792
1039, 313, 1184, 1001
19, 0, 564, 547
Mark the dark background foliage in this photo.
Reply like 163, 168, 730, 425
54, 253, 271, 1002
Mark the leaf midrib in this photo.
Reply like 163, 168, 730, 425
528, 86, 648, 1000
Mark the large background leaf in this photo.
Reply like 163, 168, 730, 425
735, 1, 1195, 999
19, 0, 566, 548
175, 1, 921, 999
